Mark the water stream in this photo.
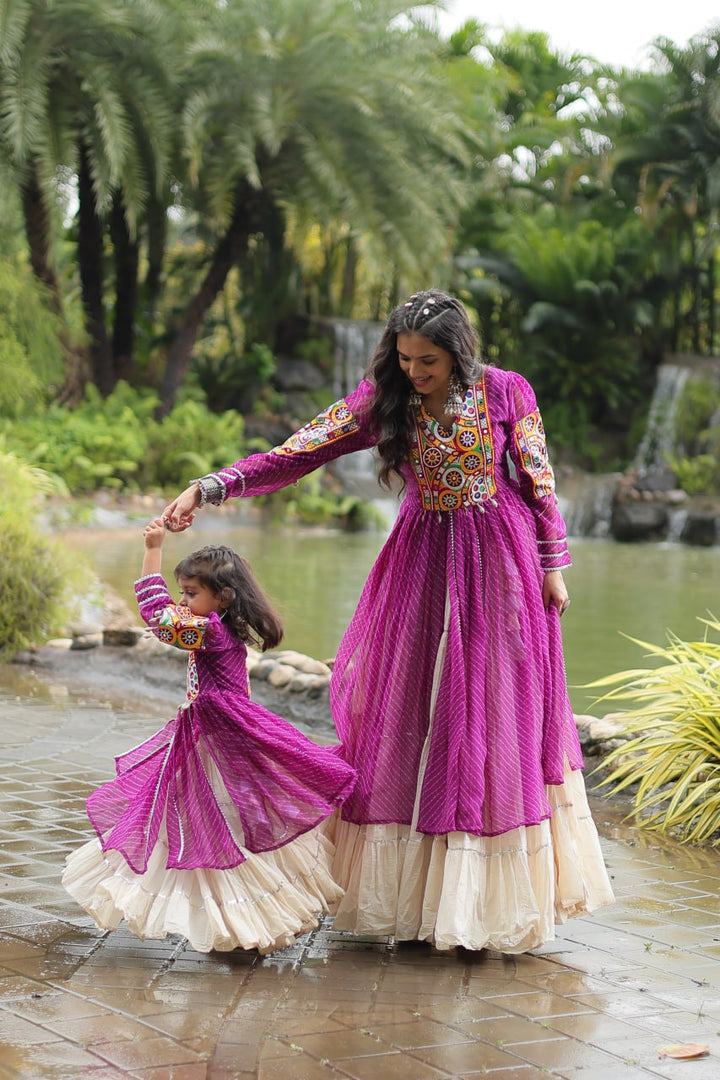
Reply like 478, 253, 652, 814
49, 504, 720, 716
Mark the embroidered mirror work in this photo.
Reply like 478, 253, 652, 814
273, 400, 360, 455
513, 410, 556, 499
409, 374, 495, 512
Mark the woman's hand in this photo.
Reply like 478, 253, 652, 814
162, 485, 201, 532
542, 570, 570, 617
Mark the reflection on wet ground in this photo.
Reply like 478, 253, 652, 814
1, 664, 720, 1079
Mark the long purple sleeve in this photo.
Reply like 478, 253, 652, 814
200, 380, 377, 503
505, 372, 571, 571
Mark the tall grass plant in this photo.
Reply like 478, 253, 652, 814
592, 617, 720, 845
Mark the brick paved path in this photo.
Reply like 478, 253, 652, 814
1, 668, 720, 1079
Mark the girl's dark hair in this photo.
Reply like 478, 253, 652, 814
366, 290, 483, 489
174, 545, 283, 651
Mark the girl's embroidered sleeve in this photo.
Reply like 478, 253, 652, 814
134, 573, 209, 650
507, 373, 571, 571
195, 380, 376, 503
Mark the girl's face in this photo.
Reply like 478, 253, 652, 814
397, 332, 453, 400
177, 575, 222, 617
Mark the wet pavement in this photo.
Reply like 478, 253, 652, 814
2, 663, 720, 1079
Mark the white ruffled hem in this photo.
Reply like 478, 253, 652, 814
62, 827, 342, 954
329, 766, 615, 953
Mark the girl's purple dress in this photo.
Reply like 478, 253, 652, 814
194, 367, 614, 951
62, 575, 356, 953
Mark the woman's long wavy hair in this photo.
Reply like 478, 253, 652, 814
174, 546, 283, 651
366, 290, 483, 489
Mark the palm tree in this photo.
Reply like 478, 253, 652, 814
608, 30, 720, 356
156, 0, 472, 412
0, 0, 181, 392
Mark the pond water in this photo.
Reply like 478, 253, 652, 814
58, 501, 720, 715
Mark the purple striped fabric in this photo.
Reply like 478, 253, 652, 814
218, 369, 582, 839
86, 576, 357, 872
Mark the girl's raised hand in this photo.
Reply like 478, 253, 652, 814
143, 517, 167, 548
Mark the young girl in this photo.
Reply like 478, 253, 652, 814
62, 518, 356, 954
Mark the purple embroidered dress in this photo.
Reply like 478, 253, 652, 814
170, 367, 614, 950
62, 576, 357, 953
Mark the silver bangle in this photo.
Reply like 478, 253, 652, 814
189, 474, 226, 507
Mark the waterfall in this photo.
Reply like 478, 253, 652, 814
632, 363, 691, 473
331, 319, 384, 397
329, 319, 385, 498
559, 473, 618, 539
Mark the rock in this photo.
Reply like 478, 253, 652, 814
71, 633, 103, 650
288, 672, 319, 693
267, 663, 296, 688
575, 712, 631, 756
273, 358, 327, 392
274, 650, 332, 677
681, 510, 719, 546
611, 501, 669, 541
305, 676, 331, 698
634, 467, 679, 493
103, 627, 143, 647
102, 585, 137, 630
67, 620, 103, 637
45, 639, 73, 650
249, 658, 276, 681
243, 416, 293, 447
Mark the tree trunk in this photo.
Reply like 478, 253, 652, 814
110, 193, 139, 383
689, 224, 701, 353
21, 163, 62, 311
339, 235, 358, 318
144, 193, 167, 311
21, 160, 88, 404
156, 182, 265, 416
708, 255, 716, 357
77, 141, 114, 395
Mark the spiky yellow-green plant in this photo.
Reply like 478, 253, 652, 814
592, 617, 720, 846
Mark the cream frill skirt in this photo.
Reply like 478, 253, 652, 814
62, 824, 341, 955
62, 745, 344, 955
328, 765, 615, 954
64, 763, 613, 956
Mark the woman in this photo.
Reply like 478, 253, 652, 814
164, 289, 614, 952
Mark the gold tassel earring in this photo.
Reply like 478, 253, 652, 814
443, 372, 464, 417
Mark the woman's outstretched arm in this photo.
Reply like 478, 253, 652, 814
163, 381, 376, 531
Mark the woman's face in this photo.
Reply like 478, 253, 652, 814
397, 332, 453, 400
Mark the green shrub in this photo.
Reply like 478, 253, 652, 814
1, 383, 152, 491
668, 453, 720, 495
1, 383, 248, 494
674, 377, 720, 455
259, 472, 386, 531
192, 340, 276, 413
0, 258, 65, 418
592, 617, 720, 845
0, 449, 77, 654
140, 399, 246, 490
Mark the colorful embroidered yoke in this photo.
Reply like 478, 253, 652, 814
200, 367, 580, 839
85, 575, 356, 873
409, 375, 496, 512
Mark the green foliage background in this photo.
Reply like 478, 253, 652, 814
0, 450, 77, 652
